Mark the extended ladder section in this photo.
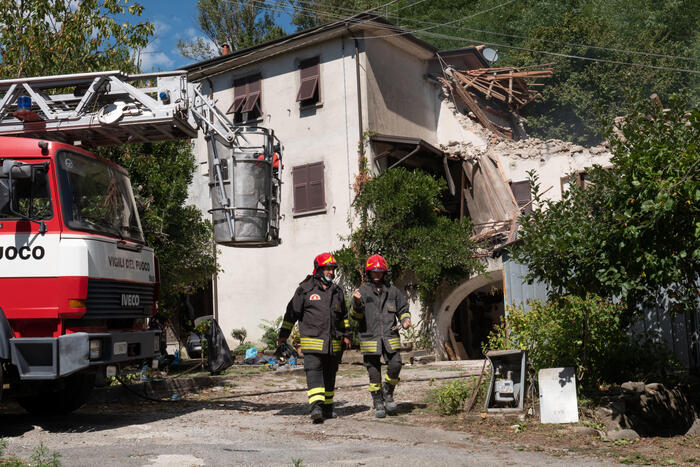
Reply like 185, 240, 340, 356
0, 70, 282, 247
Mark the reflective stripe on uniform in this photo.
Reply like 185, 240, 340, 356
324, 391, 334, 404
388, 337, 401, 350
281, 320, 294, 331
368, 383, 382, 392
300, 337, 324, 351
360, 340, 378, 353
331, 340, 342, 352
308, 387, 325, 404
343, 319, 350, 328
400, 313, 410, 322
385, 374, 399, 386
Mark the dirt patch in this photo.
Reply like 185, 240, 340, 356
186, 363, 700, 466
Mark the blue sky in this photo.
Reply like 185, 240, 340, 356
130, 0, 295, 72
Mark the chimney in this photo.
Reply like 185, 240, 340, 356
221, 44, 230, 56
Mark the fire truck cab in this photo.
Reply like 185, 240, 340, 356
0, 136, 159, 414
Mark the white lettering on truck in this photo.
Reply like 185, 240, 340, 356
108, 256, 150, 271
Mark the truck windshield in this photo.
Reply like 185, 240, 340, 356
56, 151, 144, 243
0, 163, 53, 220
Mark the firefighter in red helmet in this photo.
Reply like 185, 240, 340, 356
351, 254, 410, 418
278, 252, 351, 423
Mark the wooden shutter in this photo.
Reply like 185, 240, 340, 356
510, 180, 532, 214
293, 162, 325, 214
242, 75, 261, 113
307, 162, 325, 211
226, 78, 247, 114
296, 57, 320, 102
293, 164, 309, 213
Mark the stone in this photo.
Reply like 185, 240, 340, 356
569, 426, 598, 437
621, 381, 645, 394
685, 418, 700, 436
606, 429, 639, 440
644, 383, 665, 392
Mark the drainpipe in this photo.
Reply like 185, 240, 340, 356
354, 38, 364, 144
204, 77, 219, 322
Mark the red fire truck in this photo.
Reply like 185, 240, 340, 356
0, 71, 282, 413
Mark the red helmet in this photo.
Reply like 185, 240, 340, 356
313, 252, 338, 275
365, 254, 388, 273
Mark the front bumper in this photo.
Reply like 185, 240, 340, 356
10, 330, 160, 380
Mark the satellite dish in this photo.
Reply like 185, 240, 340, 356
482, 47, 499, 63
97, 101, 127, 124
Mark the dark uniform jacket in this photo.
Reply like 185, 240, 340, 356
279, 275, 350, 355
350, 282, 410, 356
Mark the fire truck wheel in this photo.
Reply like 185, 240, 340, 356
17, 373, 95, 415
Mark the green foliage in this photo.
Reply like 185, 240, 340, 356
259, 316, 283, 351
233, 341, 255, 356
29, 443, 60, 467
484, 295, 680, 389
335, 168, 483, 305
0, 439, 61, 467
429, 377, 487, 415
177, 0, 285, 60
290, 1, 698, 144
0, 0, 153, 78
230, 327, 248, 344
513, 95, 699, 317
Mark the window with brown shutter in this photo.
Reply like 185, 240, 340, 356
296, 57, 320, 107
226, 74, 262, 124
510, 180, 532, 214
292, 161, 326, 216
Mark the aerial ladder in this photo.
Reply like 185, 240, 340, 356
0, 70, 282, 247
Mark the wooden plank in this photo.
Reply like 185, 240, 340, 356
450, 81, 508, 138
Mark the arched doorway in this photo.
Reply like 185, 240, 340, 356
432, 263, 503, 360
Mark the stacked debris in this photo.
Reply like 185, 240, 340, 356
439, 64, 553, 139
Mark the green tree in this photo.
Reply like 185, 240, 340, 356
513, 95, 699, 318
335, 168, 484, 305
177, 0, 286, 60
0, 0, 153, 78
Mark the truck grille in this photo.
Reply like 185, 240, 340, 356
85, 279, 154, 319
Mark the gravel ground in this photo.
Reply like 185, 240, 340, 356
0, 362, 633, 466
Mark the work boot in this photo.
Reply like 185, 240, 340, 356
322, 404, 336, 419
371, 391, 386, 418
310, 402, 324, 424
383, 382, 397, 414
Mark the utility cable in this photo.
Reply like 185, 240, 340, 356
275, 0, 699, 63
250, 1, 700, 74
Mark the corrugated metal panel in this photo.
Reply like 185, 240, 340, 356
503, 256, 549, 312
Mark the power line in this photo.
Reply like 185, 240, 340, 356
421, 30, 700, 74
251, 2, 700, 74
285, 0, 699, 63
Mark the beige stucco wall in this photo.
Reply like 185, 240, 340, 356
187, 36, 364, 344
364, 37, 438, 144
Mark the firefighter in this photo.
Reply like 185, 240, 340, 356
351, 254, 410, 418
277, 253, 351, 423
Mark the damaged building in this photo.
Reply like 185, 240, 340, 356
182, 13, 698, 369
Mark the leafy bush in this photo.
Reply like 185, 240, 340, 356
259, 317, 282, 351
232, 341, 255, 357
230, 327, 247, 345
484, 295, 679, 389
429, 376, 489, 415
335, 168, 484, 306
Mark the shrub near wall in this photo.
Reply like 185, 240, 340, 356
484, 294, 678, 390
